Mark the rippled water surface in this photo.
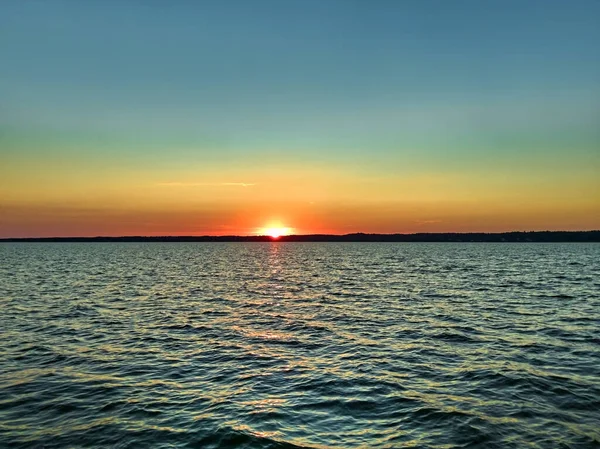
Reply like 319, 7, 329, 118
1, 243, 599, 448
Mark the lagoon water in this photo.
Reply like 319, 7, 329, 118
1, 242, 599, 448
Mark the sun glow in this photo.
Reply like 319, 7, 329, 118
260, 225, 292, 239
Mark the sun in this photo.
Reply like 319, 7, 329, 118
265, 228, 287, 239
259, 225, 292, 239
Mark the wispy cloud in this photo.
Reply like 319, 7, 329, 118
415, 219, 442, 225
157, 182, 256, 187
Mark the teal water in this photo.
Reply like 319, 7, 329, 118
1, 243, 599, 448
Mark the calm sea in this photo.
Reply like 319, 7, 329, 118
1, 243, 599, 448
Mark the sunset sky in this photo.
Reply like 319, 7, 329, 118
1, 0, 599, 237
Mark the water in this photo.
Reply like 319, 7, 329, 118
1, 243, 599, 448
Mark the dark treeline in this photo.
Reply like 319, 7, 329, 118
2, 231, 599, 242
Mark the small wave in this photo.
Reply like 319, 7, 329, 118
430, 331, 480, 344
189, 427, 312, 449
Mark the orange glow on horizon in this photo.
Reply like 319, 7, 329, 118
1, 161, 598, 238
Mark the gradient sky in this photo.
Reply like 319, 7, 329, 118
1, 0, 599, 237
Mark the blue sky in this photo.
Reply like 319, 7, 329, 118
3, 0, 598, 153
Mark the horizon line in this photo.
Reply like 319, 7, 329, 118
2, 230, 599, 243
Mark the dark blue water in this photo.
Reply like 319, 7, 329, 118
1, 243, 599, 448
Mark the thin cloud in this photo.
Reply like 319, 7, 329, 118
157, 182, 256, 187
415, 219, 442, 225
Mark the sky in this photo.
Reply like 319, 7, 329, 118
1, 0, 599, 237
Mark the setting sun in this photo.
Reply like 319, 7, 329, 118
260, 225, 293, 239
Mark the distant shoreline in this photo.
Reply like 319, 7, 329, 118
2, 231, 599, 242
